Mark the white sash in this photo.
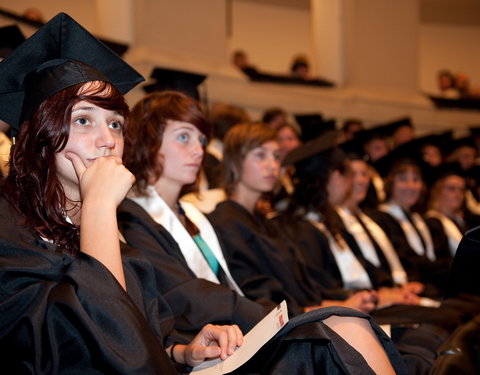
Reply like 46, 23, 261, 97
465, 189, 480, 215
425, 210, 463, 257
129, 186, 244, 295
181, 199, 244, 295
306, 212, 372, 290
359, 212, 408, 285
337, 207, 408, 285
336, 207, 380, 267
380, 203, 436, 261
370, 168, 386, 202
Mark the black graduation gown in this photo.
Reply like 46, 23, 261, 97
117, 198, 269, 334
270, 213, 360, 299
367, 208, 451, 291
270, 215, 480, 346
425, 210, 480, 261
0, 196, 180, 374
0, 198, 411, 374
208, 200, 331, 315
425, 216, 460, 260
209, 203, 480, 373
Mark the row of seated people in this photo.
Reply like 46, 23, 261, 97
119, 91, 480, 373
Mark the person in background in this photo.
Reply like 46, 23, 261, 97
436, 69, 458, 98
288, 54, 335, 87
22, 7, 45, 23
204, 102, 250, 188
425, 169, 480, 257
446, 138, 480, 213
342, 118, 364, 142
276, 122, 302, 162
455, 72, 480, 98
262, 107, 288, 130
290, 57, 311, 80
231, 50, 261, 80
0, 120, 10, 178
391, 122, 415, 149
0, 24, 26, 178
372, 159, 451, 291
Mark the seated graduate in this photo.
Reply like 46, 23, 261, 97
446, 137, 480, 213
0, 13, 244, 373
118, 92, 403, 374
119, 90, 270, 333
372, 158, 452, 291
337, 155, 426, 295
277, 132, 420, 309
425, 167, 480, 257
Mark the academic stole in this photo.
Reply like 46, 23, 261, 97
380, 203, 436, 262
337, 207, 407, 286
426, 210, 463, 256
306, 212, 373, 290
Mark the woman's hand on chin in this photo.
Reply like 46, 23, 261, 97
66, 152, 135, 207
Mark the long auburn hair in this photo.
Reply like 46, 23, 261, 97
1, 81, 129, 256
124, 90, 211, 196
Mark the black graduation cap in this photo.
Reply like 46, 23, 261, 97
0, 12, 144, 131
294, 113, 336, 142
143, 67, 207, 101
339, 122, 392, 159
429, 162, 466, 184
283, 130, 345, 181
469, 126, 480, 137
447, 136, 477, 154
372, 135, 433, 179
383, 116, 413, 135
0, 25, 25, 58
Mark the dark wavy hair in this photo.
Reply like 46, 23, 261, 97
286, 147, 349, 244
124, 91, 211, 196
1, 81, 129, 256
222, 122, 277, 197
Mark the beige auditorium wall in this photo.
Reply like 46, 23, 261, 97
344, 0, 419, 93
132, 0, 227, 67
229, 1, 313, 74
2, 0, 480, 101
